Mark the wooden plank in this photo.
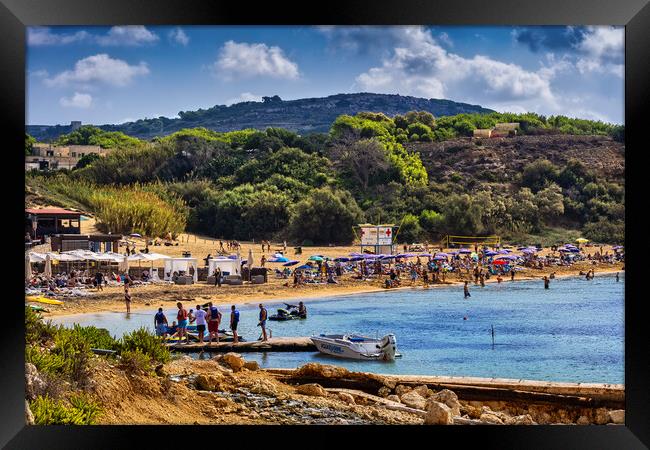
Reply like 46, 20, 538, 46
168, 336, 317, 353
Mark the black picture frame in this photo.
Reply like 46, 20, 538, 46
2, 0, 648, 448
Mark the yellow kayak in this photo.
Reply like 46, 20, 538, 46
25, 296, 64, 306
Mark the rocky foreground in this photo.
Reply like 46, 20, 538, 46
27, 352, 625, 425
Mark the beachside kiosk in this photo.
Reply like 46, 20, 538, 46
358, 223, 397, 255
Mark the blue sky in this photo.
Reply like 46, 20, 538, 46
26, 25, 624, 126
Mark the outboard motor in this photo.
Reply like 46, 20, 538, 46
378, 334, 397, 361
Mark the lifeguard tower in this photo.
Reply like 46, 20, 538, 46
357, 223, 397, 255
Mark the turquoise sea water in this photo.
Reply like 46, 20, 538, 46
52, 273, 624, 383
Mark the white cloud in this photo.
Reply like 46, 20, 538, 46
45, 54, 150, 88
168, 27, 189, 46
355, 28, 556, 110
28, 26, 159, 47
225, 92, 262, 105
59, 92, 93, 108
28, 27, 89, 46
96, 26, 159, 46
574, 26, 624, 77
438, 32, 453, 47
28, 69, 49, 78
214, 41, 299, 80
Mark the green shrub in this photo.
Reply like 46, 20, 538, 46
26, 346, 68, 377
25, 307, 59, 345
71, 325, 119, 351
119, 348, 153, 375
30, 394, 102, 425
119, 327, 170, 364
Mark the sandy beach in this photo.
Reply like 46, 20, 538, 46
39, 258, 623, 318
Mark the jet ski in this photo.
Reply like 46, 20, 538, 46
269, 303, 307, 321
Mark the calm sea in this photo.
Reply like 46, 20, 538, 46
52, 273, 624, 383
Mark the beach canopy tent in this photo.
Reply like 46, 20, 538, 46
164, 257, 199, 282
208, 257, 241, 277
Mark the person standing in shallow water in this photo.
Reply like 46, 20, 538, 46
230, 305, 240, 344
616, 272, 620, 282
543, 276, 550, 289
124, 284, 131, 313
464, 281, 471, 298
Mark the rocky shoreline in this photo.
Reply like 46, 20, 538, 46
27, 352, 623, 426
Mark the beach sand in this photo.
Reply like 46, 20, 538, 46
31, 218, 622, 317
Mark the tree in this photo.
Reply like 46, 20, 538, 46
25, 133, 36, 155
288, 188, 364, 244
397, 214, 422, 243
419, 209, 445, 240
75, 153, 100, 169
535, 183, 565, 222
330, 138, 390, 190
521, 159, 559, 192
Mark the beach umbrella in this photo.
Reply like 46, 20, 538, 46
396, 253, 415, 258
435, 252, 449, 258
283, 260, 300, 266
269, 256, 290, 263
418, 253, 433, 257
492, 260, 507, 265
308, 255, 324, 262
349, 252, 363, 257
130, 233, 142, 238
457, 249, 472, 254
25, 253, 32, 280
334, 257, 349, 262
497, 249, 510, 254
380, 255, 396, 260
433, 255, 447, 261
484, 250, 498, 256
349, 256, 364, 262
496, 255, 518, 260
296, 264, 312, 270
612, 246, 624, 250
576, 238, 589, 244
44, 254, 52, 278
121, 254, 129, 273
522, 249, 536, 254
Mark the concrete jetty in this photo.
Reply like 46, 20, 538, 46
265, 368, 624, 408
167, 336, 316, 353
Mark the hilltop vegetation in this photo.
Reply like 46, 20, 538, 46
26, 110, 625, 244
27, 93, 494, 141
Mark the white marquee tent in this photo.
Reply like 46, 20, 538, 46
163, 257, 198, 282
208, 256, 241, 277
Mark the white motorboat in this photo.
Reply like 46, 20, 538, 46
310, 333, 398, 361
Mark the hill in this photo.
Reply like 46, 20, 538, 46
26, 93, 493, 141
